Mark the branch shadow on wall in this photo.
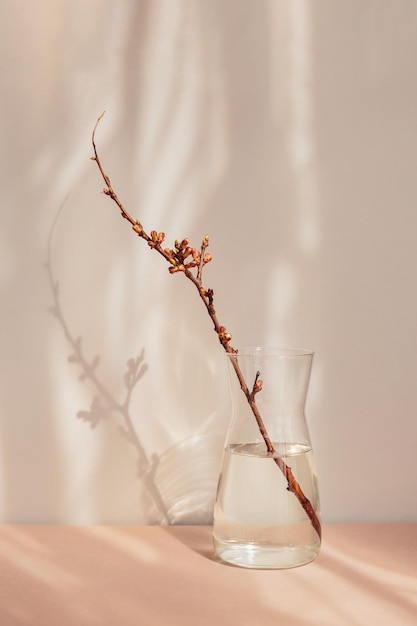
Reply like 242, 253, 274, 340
46, 204, 221, 524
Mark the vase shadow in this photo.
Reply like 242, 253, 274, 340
154, 433, 224, 525
163, 525, 217, 562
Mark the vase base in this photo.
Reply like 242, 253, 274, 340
213, 538, 320, 569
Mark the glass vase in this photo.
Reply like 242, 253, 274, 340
213, 347, 321, 569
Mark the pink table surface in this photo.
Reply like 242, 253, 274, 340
0, 523, 416, 626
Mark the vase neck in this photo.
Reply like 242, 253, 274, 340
225, 348, 314, 446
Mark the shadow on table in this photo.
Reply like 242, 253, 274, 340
163, 525, 217, 562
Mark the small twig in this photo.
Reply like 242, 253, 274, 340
249, 371, 263, 402
91, 113, 321, 540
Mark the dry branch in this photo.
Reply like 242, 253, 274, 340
91, 114, 321, 540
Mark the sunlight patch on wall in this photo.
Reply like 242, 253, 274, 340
105, 258, 136, 350
288, 0, 321, 256
0, 231, 13, 289
0, 397, 5, 520
294, 168, 321, 253
47, 335, 102, 523
265, 261, 299, 345
133, 1, 229, 233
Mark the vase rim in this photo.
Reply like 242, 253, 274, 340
227, 347, 314, 358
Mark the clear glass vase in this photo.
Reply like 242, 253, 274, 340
213, 348, 321, 569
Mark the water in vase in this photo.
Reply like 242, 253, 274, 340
213, 441, 321, 569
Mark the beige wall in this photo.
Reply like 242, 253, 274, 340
1, 0, 416, 523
